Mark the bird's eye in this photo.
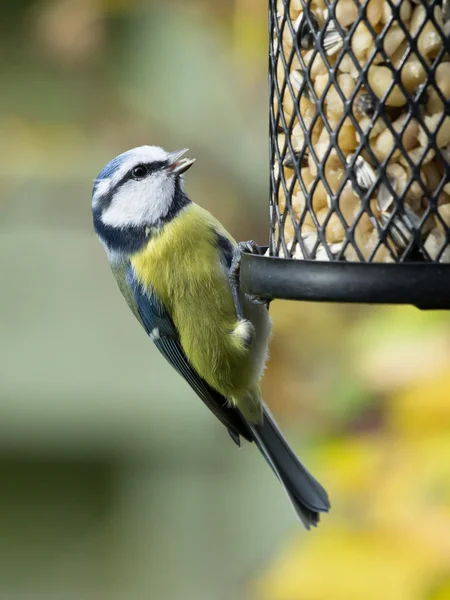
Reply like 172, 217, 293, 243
131, 165, 148, 179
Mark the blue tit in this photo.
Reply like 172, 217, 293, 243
92, 145, 330, 528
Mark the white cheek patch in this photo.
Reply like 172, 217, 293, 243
101, 173, 175, 228
92, 145, 168, 208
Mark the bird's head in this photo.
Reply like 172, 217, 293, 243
92, 145, 195, 230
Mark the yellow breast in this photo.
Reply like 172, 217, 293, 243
130, 204, 253, 397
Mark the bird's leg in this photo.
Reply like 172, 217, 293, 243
229, 246, 246, 321
229, 241, 267, 320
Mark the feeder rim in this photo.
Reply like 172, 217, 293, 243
240, 251, 450, 309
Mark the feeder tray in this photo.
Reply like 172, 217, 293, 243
240, 0, 450, 309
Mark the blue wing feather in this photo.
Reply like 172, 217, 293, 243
127, 266, 252, 444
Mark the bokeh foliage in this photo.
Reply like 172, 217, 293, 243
254, 305, 450, 600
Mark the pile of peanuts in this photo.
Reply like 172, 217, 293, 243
273, 0, 450, 262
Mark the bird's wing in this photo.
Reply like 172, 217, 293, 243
127, 265, 252, 445
110, 259, 143, 325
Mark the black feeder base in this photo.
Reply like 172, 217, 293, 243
240, 252, 450, 310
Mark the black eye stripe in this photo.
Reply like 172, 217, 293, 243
127, 161, 167, 181
116, 161, 167, 187
97, 160, 168, 206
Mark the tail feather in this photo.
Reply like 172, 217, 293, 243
250, 405, 330, 529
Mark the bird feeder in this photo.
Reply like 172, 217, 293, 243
240, 0, 450, 309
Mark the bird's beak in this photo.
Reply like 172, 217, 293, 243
166, 148, 196, 176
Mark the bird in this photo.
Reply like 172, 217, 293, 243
91, 145, 330, 528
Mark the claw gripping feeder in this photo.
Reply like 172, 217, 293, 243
240, 0, 450, 308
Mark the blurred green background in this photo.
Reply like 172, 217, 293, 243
2, 1, 450, 599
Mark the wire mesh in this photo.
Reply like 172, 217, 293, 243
270, 0, 450, 263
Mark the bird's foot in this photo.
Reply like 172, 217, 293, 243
238, 240, 262, 256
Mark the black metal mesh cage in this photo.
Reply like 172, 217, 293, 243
239, 0, 450, 307
271, 0, 450, 262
